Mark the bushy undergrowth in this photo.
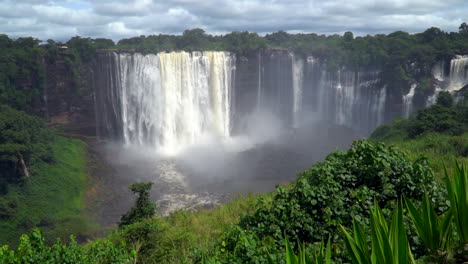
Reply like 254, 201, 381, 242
0, 105, 53, 191
109, 194, 265, 264
0, 229, 135, 264
200, 140, 445, 263
371, 93, 467, 141
0, 136, 94, 246
370, 94, 467, 176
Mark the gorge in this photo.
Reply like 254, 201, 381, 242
82, 50, 468, 218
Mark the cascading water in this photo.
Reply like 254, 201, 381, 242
402, 84, 416, 118
426, 55, 468, 106
448, 55, 468, 91
96, 50, 467, 148
291, 54, 304, 128
97, 51, 235, 154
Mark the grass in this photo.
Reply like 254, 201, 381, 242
0, 136, 95, 246
111, 192, 273, 263
371, 132, 467, 179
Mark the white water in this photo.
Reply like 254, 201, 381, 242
291, 54, 304, 128
114, 51, 235, 154
448, 55, 468, 91
402, 84, 416, 118
427, 55, 468, 106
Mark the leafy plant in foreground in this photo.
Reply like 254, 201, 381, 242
340, 201, 415, 264
237, 140, 443, 252
404, 194, 453, 261
445, 163, 468, 261
268, 238, 332, 264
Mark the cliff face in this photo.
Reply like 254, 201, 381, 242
37, 52, 96, 135
36, 50, 467, 142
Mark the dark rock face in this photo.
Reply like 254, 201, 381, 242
34, 53, 96, 135
232, 50, 387, 135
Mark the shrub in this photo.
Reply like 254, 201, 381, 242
0, 229, 135, 264
215, 140, 444, 263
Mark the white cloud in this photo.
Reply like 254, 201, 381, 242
0, 0, 466, 41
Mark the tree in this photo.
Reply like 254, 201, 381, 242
66, 36, 96, 62
343, 31, 354, 42
93, 38, 115, 49
436, 91, 453, 107
459, 22, 468, 34
119, 182, 156, 227
0, 105, 53, 192
179, 28, 209, 51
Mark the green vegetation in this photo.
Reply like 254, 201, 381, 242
445, 164, 468, 261
0, 105, 53, 191
404, 194, 453, 261
0, 136, 93, 246
341, 201, 415, 264
106, 92, 466, 263
0, 107, 93, 246
0, 229, 135, 264
196, 140, 444, 263
95, 139, 452, 264
266, 238, 332, 264
119, 182, 156, 227
3, 24, 468, 104
0, 35, 45, 110
109, 194, 264, 263
370, 93, 468, 175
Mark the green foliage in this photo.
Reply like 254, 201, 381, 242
0, 35, 44, 110
341, 201, 415, 264
111, 193, 263, 263
269, 238, 332, 264
112, 219, 163, 263
93, 38, 115, 49
0, 229, 135, 264
404, 194, 453, 261
371, 94, 467, 140
445, 164, 468, 261
0, 105, 53, 189
0, 136, 93, 246
209, 140, 443, 263
119, 182, 156, 227
436, 91, 454, 107
66, 36, 96, 63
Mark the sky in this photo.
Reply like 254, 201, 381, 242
1, 0, 467, 42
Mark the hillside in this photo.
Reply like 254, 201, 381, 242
0, 106, 94, 246
370, 92, 468, 175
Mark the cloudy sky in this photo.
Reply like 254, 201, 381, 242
1, 0, 467, 42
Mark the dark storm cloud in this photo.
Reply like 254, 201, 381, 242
0, 0, 467, 41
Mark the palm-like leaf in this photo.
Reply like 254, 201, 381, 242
404, 194, 453, 256
341, 200, 415, 264
445, 163, 468, 245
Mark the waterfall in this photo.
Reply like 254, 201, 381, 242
99, 50, 468, 142
402, 84, 416, 118
448, 55, 468, 91
98, 51, 235, 153
291, 54, 304, 127
428, 55, 468, 106
256, 52, 263, 110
